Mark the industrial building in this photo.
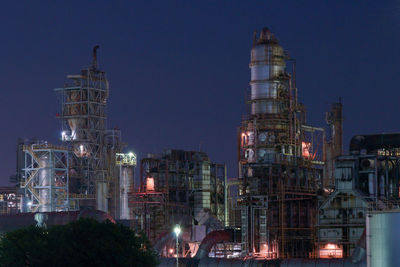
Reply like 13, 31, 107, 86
317, 133, 400, 258
3, 26, 400, 266
237, 27, 325, 258
16, 46, 136, 221
155, 28, 400, 267
130, 149, 227, 256
0, 187, 20, 215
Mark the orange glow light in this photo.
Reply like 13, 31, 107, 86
146, 177, 155, 191
302, 142, 311, 158
326, 244, 336, 249
319, 243, 343, 258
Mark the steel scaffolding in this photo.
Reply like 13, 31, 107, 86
237, 28, 324, 259
130, 150, 227, 243
22, 143, 70, 212
54, 46, 115, 212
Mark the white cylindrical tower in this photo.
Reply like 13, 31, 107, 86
250, 28, 287, 115
120, 166, 133, 219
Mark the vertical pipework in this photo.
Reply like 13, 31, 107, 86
368, 173, 375, 197
96, 181, 108, 212
325, 100, 344, 187
331, 100, 343, 156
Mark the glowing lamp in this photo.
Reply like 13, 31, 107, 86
146, 177, 155, 191
173, 225, 181, 237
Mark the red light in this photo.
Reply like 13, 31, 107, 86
302, 142, 311, 158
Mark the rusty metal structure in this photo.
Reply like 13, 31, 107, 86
130, 149, 227, 252
237, 28, 325, 259
317, 133, 400, 258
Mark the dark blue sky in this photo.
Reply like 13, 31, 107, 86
1, 1, 400, 184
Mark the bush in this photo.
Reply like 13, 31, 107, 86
0, 218, 158, 267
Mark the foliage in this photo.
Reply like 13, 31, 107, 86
0, 218, 158, 267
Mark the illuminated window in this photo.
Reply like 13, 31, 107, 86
146, 177, 155, 191
319, 243, 343, 258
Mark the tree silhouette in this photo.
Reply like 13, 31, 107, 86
0, 218, 158, 267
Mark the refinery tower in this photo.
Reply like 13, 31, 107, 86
54, 46, 136, 215
238, 28, 324, 258
21, 46, 136, 219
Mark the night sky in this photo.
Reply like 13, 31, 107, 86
1, 1, 400, 185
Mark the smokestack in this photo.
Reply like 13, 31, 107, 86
92, 45, 100, 69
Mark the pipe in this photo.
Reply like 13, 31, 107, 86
379, 174, 385, 197
368, 173, 375, 197
158, 228, 368, 266
352, 229, 366, 264
194, 230, 231, 259
153, 232, 174, 254
350, 133, 400, 154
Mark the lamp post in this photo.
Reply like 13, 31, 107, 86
173, 225, 181, 267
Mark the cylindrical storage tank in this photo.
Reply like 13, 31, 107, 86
96, 181, 108, 212
120, 166, 133, 219
367, 210, 400, 267
38, 155, 51, 212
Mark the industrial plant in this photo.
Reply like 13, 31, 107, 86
1, 27, 400, 266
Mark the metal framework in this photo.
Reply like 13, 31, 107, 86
54, 46, 115, 212
317, 152, 400, 258
22, 143, 70, 212
237, 28, 324, 259
130, 150, 227, 244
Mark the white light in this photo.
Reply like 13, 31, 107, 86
173, 225, 181, 237
128, 152, 134, 157
27, 201, 32, 206
71, 130, 76, 140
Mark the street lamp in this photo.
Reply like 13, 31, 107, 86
173, 225, 181, 267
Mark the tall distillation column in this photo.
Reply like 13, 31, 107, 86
238, 28, 321, 259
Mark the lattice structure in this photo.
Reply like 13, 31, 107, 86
55, 47, 116, 212
22, 143, 70, 212
130, 150, 227, 243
